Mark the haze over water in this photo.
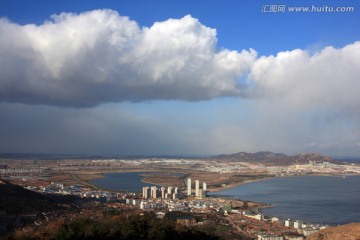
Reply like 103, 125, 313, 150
212, 175, 360, 226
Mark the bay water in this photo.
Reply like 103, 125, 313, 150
89, 172, 156, 192
212, 175, 360, 226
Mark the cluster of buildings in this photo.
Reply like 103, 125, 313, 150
138, 178, 210, 211
25, 181, 140, 205
142, 186, 180, 200
187, 178, 207, 198
258, 217, 324, 239
257, 235, 288, 240
224, 209, 325, 239
284, 219, 325, 237
141, 177, 208, 202
0, 167, 47, 180
139, 198, 224, 212
139, 199, 189, 211
141, 185, 184, 211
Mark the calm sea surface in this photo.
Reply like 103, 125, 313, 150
89, 172, 158, 192
212, 175, 360, 226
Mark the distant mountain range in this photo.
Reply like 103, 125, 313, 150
213, 151, 339, 166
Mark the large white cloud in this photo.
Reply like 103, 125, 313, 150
249, 42, 360, 116
0, 10, 256, 106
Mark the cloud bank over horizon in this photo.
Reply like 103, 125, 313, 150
1, 9, 360, 156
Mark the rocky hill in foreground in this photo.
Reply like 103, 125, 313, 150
214, 151, 338, 166
0, 179, 77, 215
307, 222, 360, 240
0, 179, 58, 214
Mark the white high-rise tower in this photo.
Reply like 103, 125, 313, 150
161, 187, 166, 199
167, 186, 173, 194
203, 182, 207, 191
195, 180, 200, 197
142, 187, 149, 199
187, 178, 192, 196
151, 186, 158, 198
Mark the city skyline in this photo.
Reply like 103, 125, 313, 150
0, 0, 360, 157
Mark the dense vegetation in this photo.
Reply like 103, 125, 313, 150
6, 213, 220, 240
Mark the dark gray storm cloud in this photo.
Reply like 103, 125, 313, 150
0, 102, 244, 155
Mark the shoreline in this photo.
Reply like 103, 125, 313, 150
209, 176, 275, 193
140, 179, 164, 186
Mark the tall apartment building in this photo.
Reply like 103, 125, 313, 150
167, 186, 173, 195
142, 187, 150, 199
203, 182, 207, 191
161, 187, 166, 199
151, 186, 158, 198
187, 178, 191, 196
195, 180, 200, 197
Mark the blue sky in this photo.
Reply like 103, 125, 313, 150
0, 0, 360, 157
1, 0, 359, 55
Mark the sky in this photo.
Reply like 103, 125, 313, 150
0, 0, 359, 157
